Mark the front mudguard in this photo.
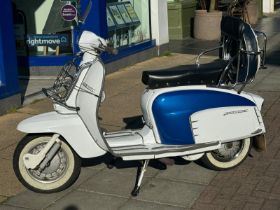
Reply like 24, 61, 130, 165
17, 112, 106, 158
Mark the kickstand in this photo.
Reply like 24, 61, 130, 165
131, 160, 149, 197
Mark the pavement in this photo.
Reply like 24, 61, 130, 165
0, 14, 280, 210
19, 77, 55, 106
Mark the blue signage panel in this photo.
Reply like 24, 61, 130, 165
26, 34, 69, 47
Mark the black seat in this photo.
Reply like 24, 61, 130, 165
142, 60, 227, 89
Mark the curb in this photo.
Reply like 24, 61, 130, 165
19, 76, 57, 80
22, 91, 46, 106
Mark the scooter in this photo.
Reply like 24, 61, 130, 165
13, 13, 267, 196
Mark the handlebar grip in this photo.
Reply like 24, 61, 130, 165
105, 46, 118, 55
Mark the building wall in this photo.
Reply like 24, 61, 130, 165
263, 0, 275, 13
0, 0, 21, 114
151, 0, 169, 47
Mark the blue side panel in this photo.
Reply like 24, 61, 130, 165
152, 90, 256, 145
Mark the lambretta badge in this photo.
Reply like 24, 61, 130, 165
82, 82, 95, 93
224, 109, 248, 116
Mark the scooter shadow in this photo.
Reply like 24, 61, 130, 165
82, 115, 192, 171
82, 153, 192, 171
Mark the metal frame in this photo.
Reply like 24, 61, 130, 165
42, 54, 90, 111
195, 28, 267, 94
217, 55, 237, 87
254, 30, 267, 69
195, 42, 241, 90
195, 45, 223, 66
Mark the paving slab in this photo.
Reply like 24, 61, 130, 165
191, 202, 225, 210
262, 199, 280, 210
103, 74, 143, 98
132, 54, 197, 70
82, 159, 108, 171
136, 178, 205, 208
156, 162, 217, 185
170, 39, 220, 55
45, 190, 127, 210
0, 113, 30, 150
4, 167, 100, 210
0, 205, 29, 210
74, 167, 105, 187
0, 159, 25, 197
0, 144, 16, 160
119, 199, 185, 210
17, 99, 53, 116
99, 92, 143, 129
0, 196, 7, 204
253, 68, 280, 92
250, 91, 280, 115
19, 78, 55, 99
78, 169, 150, 198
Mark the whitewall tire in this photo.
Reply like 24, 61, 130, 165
13, 134, 81, 193
201, 138, 251, 171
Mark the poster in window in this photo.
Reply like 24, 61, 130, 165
109, 5, 125, 26
107, 8, 115, 28
124, 2, 140, 23
117, 4, 132, 24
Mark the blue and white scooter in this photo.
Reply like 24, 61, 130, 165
13, 12, 267, 196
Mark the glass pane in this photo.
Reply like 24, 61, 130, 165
13, 0, 77, 56
106, 0, 151, 48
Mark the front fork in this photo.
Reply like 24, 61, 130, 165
23, 134, 61, 171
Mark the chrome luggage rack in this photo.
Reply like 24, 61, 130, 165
42, 54, 89, 111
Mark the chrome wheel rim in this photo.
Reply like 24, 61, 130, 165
211, 141, 244, 162
26, 142, 68, 184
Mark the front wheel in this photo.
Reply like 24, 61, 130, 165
201, 138, 251, 171
13, 134, 81, 193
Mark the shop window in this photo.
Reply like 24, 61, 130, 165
106, 0, 151, 48
13, 0, 78, 56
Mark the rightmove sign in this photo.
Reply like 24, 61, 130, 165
26, 34, 69, 47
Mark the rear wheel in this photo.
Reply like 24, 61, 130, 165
201, 138, 251, 170
13, 134, 81, 193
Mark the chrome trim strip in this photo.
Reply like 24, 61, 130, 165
113, 141, 219, 156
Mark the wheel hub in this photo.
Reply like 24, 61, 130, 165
27, 143, 67, 183
211, 141, 243, 162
